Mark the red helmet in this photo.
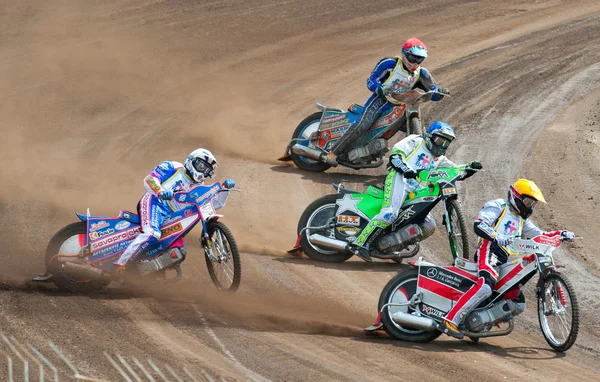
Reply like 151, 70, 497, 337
401, 37, 428, 72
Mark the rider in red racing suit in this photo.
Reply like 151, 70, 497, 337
439, 179, 576, 337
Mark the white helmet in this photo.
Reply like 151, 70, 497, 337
184, 148, 218, 183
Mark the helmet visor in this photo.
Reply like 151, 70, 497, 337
522, 196, 538, 208
405, 52, 426, 64
431, 135, 452, 149
192, 158, 214, 178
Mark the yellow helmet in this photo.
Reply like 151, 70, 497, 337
508, 179, 546, 219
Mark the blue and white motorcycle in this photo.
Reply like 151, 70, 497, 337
33, 182, 242, 292
278, 89, 448, 172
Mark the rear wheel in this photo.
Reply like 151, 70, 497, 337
204, 221, 242, 292
538, 272, 579, 351
379, 268, 442, 342
445, 199, 470, 260
298, 194, 353, 262
45, 222, 108, 293
290, 112, 331, 172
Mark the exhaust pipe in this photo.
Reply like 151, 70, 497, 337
291, 144, 325, 162
62, 261, 105, 280
308, 234, 349, 252
391, 311, 438, 331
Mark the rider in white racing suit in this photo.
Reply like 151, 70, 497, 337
351, 121, 482, 262
439, 179, 576, 338
113, 148, 235, 273
323, 37, 448, 166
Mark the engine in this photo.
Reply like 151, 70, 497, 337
347, 139, 388, 163
465, 299, 525, 332
137, 247, 186, 275
377, 224, 423, 252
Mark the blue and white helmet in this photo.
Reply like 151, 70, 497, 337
425, 121, 455, 157
184, 148, 218, 183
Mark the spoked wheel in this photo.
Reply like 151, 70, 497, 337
538, 272, 579, 351
298, 194, 353, 262
378, 268, 441, 342
204, 221, 242, 292
45, 222, 109, 293
290, 112, 331, 172
445, 199, 470, 260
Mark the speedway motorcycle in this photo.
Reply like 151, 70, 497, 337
278, 89, 448, 172
367, 234, 580, 352
33, 182, 242, 292
288, 165, 477, 263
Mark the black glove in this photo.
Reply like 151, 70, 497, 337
403, 170, 417, 179
462, 161, 482, 180
469, 161, 483, 170
375, 85, 387, 97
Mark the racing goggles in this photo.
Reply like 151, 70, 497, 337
430, 134, 453, 149
192, 158, 214, 178
521, 196, 538, 209
404, 52, 426, 65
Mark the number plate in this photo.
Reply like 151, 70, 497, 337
200, 203, 215, 218
442, 187, 457, 196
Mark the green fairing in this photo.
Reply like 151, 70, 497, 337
356, 186, 384, 219
353, 166, 465, 218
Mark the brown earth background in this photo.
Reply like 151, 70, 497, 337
1, 0, 600, 380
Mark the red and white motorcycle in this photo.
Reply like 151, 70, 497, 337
366, 234, 580, 351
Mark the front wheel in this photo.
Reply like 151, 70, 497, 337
298, 194, 353, 262
538, 272, 579, 351
445, 199, 470, 260
204, 221, 242, 292
290, 112, 331, 172
379, 268, 442, 342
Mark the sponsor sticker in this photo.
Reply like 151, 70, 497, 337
337, 226, 360, 236
396, 206, 415, 223
200, 203, 215, 219
518, 243, 541, 251
91, 227, 141, 250
442, 187, 457, 196
89, 228, 115, 241
115, 221, 131, 230
161, 222, 183, 237
178, 194, 186, 202
422, 304, 445, 318
90, 221, 109, 232
337, 215, 360, 226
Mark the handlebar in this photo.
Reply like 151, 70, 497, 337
390, 89, 449, 105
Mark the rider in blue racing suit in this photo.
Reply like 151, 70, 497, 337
323, 37, 449, 166
112, 148, 235, 274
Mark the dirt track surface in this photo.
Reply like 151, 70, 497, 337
2, 0, 600, 380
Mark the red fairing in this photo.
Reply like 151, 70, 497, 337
418, 277, 464, 301
534, 234, 561, 247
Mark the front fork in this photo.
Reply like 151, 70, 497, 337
201, 229, 228, 262
442, 199, 459, 259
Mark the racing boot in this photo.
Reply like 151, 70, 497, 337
349, 244, 373, 262
438, 320, 464, 339
319, 150, 339, 167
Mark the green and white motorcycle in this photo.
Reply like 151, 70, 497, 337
289, 165, 479, 263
